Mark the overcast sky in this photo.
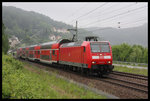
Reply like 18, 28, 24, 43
2, 2, 148, 28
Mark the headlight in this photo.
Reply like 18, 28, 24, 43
92, 61, 96, 64
107, 61, 111, 63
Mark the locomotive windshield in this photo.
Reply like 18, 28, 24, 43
90, 42, 110, 53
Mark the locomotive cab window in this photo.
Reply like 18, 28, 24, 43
90, 42, 110, 53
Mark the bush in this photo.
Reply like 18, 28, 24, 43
112, 43, 148, 63
2, 55, 63, 99
2, 54, 105, 99
2, 54, 25, 99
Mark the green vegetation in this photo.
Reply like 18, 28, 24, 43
2, 6, 91, 48
2, 6, 72, 46
112, 43, 148, 63
2, 54, 106, 99
113, 65, 148, 76
113, 61, 148, 67
2, 22, 9, 54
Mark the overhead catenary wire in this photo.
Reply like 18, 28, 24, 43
119, 18, 147, 28
79, 5, 147, 28
66, 3, 147, 39
80, 8, 147, 28
66, 2, 146, 29
121, 17, 147, 25
66, 3, 147, 42
78, 2, 137, 24
69, 3, 88, 17
65, 3, 89, 23
69, 2, 108, 24
93, 3, 137, 20
84, 18, 147, 32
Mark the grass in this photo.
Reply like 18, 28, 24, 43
2, 54, 106, 99
113, 61, 148, 67
113, 65, 148, 76
23, 63, 106, 99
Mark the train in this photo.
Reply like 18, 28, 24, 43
16, 38, 114, 76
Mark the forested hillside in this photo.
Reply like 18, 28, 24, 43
2, 6, 92, 48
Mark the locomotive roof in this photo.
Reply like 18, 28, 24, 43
61, 41, 83, 48
90, 41, 110, 43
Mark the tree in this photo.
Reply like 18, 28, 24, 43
143, 48, 148, 63
112, 43, 147, 63
112, 45, 121, 61
119, 43, 132, 61
2, 23, 9, 54
129, 45, 143, 63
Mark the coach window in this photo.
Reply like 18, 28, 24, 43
83, 46, 86, 52
52, 50, 55, 55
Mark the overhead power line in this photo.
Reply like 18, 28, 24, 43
122, 17, 147, 25
120, 18, 147, 28
69, 2, 108, 24
92, 3, 137, 21
79, 8, 147, 28
80, 5, 147, 28
66, 3, 88, 22
83, 17, 147, 32
79, 2, 137, 23
77, 3, 118, 24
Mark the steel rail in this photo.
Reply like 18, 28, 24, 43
104, 76, 148, 88
99, 78, 148, 94
111, 71, 148, 80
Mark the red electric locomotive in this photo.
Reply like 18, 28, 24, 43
59, 40, 114, 75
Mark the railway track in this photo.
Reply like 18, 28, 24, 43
96, 71, 148, 94
111, 71, 148, 80
104, 76, 148, 88
17, 58, 148, 98
99, 76, 148, 94
54, 65, 148, 94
